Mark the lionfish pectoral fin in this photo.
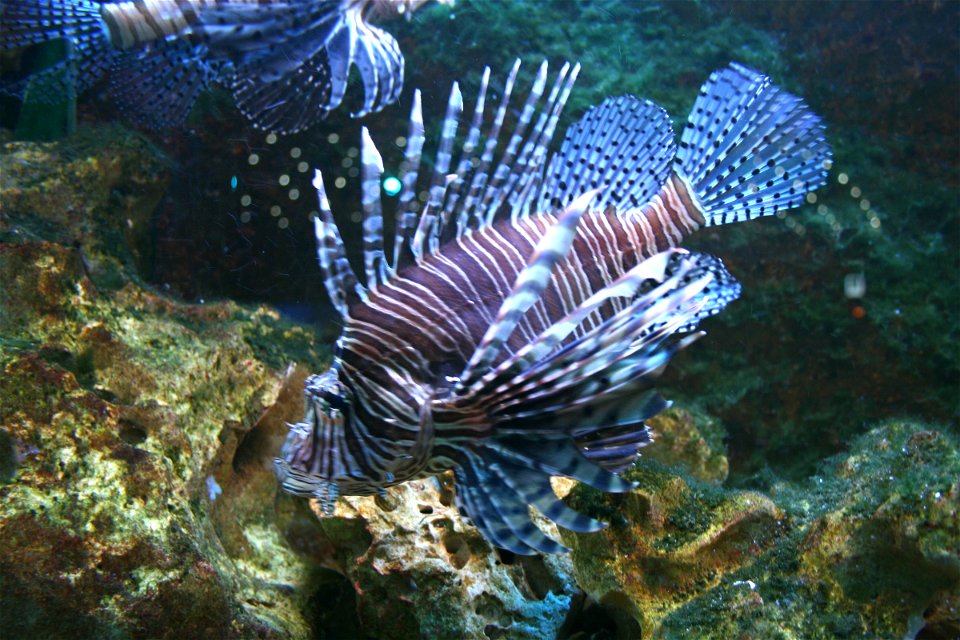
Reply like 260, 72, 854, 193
536, 95, 677, 216
456, 189, 599, 390
676, 62, 832, 226
350, 19, 404, 118
447, 432, 637, 554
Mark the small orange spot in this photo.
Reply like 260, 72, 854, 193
851, 305, 866, 319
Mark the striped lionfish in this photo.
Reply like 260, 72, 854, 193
274, 60, 831, 554
0, 0, 449, 133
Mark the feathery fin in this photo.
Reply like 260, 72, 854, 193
677, 62, 832, 225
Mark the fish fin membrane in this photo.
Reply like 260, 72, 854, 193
537, 95, 676, 215
0, 0, 114, 95
676, 62, 832, 226
451, 249, 738, 440
222, 1, 402, 133
109, 41, 215, 130
441, 434, 625, 554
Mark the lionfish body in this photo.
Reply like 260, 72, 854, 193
276, 61, 831, 554
0, 0, 445, 132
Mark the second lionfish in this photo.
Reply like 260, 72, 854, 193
275, 60, 831, 553
0, 0, 448, 133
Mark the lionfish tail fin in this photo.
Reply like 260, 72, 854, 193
0, 0, 114, 98
676, 62, 832, 226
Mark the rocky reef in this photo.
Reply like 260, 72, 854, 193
1, 0, 958, 638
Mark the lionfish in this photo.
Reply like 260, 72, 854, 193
0, 0, 449, 133
274, 60, 831, 554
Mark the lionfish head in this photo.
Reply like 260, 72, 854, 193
274, 369, 375, 514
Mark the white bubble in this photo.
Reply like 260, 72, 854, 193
240, 210, 252, 223
348, 166, 359, 178
806, 192, 817, 204
395, 136, 407, 147
278, 217, 289, 229
327, 133, 340, 144
266, 133, 277, 145
248, 153, 259, 166
350, 211, 362, 223
290, 147, 302, 159
288, 188, 300, 200
860, 199, 870, 211
838, 173, 849, 185
297, 161, 309, 173
334, 177, 347, 189
279, 174, 290, 186
240, 195, 252, 207
347, 147, 359, 158
341, 157, 354, 169
270, 205, 282, 217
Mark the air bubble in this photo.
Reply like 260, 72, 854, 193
248, 153, 259, 166
266, 133, 277, 145
850, 186, 862, 198
350, 211, 362, 223
270, 205, 281, 217
240, 211, 252, 223
289, 188, 300, 200
335, 177, 347, 189
297, 161, 309, 173
347, 147, 359, 158
240, 195, 252, 207
278, 217, 289, 229
290, 147, 302, 159
342, 157, 354, 169
395, 136, 407, 147
279, 174, 290, 186
806, 192, 817, 204
327, 133, 340, 144
859, 199, 870, 211
838, 173, 849, 185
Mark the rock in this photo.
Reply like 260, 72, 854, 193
560, 463, 783, 638
0, 238, 324, 638
564, 421, 960, 639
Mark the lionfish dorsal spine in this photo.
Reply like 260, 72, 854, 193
447, 66, 492, 238
393, 89, 426, 269
477, 61, 549, 226
313, 170, 364, 317
426, 80, 466, 252
511, 61, 580, 221
361, 127, 388, 291
462, 59, 521, 232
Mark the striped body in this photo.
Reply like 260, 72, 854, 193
1, 0, 438, 132
276, 61, 831, 554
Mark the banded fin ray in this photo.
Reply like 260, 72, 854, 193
538, 95, 676, 215
677, 63, 832, 225
0, 0, 116, 99
313, 170, 364, 318
456, 189, 598, 390
109, 40, 215, 130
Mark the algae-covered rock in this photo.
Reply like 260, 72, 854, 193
0, 124, 170, 276
564, 421, 960, 639
0, 239, 326, 638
